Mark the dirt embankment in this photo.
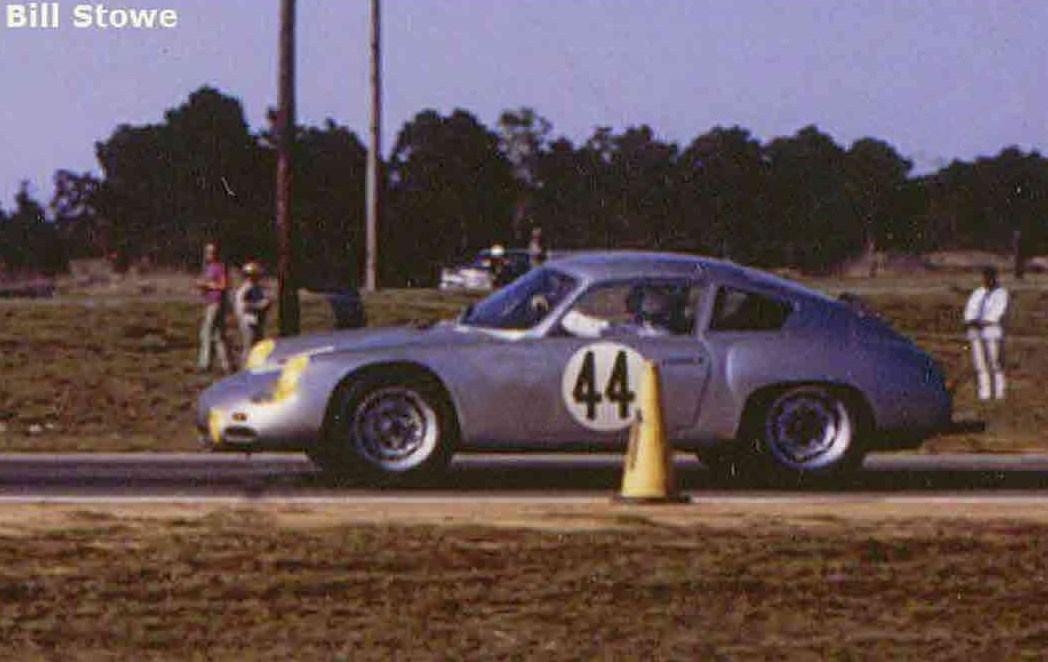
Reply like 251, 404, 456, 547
1, 502, 1047, 659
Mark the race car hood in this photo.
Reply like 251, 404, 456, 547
261, 322, 501, 366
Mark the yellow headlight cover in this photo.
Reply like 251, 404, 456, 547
245, 339, 275, 370
208, 408, 223, 445
272, 354, 310, 402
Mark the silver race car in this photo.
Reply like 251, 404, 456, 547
197, 252, 951, 483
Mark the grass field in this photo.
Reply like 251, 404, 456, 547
1, 503, 1047, 658
0, 288, 474, 452
0, 270, 1045, 452
808, 272, 1048, 452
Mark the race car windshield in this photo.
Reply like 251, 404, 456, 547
461, 268, 578, 330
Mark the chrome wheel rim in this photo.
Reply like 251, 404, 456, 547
765, 390, 851, 469
350, 387, 438, 471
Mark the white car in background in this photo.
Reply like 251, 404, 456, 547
439, 248, 532, 291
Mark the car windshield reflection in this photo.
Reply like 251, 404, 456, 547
461, 268, 577, 330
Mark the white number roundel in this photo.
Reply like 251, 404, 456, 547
561, 342, 646, 431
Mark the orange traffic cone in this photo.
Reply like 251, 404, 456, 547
614, 360, 689, 504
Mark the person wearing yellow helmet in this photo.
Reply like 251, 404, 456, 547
489, 244, 515, 288
234, 260, 272, 366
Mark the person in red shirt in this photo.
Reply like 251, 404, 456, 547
196, 242, 232, 373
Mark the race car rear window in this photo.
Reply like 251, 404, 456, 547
709, 287, 791, 332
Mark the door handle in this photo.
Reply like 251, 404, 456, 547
661, 355, 705, 366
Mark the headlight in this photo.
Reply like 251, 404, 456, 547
271, 354, 310, 402
245, 339, 275, 370
207, 408, 223, 445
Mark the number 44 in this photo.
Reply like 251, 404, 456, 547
572, 350, 637, 421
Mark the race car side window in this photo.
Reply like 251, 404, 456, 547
462, 267, 577, 330
709, 287, 791, 332
561, 281, 699, 338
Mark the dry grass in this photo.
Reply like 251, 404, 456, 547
0, 287, 475, 452
0, 270, 1045, 452
811, 273, 1048, 452
1, 503, 1047, 659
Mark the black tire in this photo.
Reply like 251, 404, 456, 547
740, 385, 867, 486
312, 371, 456, 485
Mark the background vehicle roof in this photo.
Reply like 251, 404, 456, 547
478, 248, 530, 257
550, 251, 833, 302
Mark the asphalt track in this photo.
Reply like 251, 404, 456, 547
0, 453, 1046, 502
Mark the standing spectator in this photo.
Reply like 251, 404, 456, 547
489, 244, 515, 288
195, 242, 232, 373
528, 226, 547, 268
302, 260, 366, 330
234, 261, 271, 364
963, 266, 1009, 401
327, 287, 366, 329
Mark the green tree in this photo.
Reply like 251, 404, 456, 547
51, 170, 105, 259
531, 137, 591, 248
387, 109, 516, 285
294, 119, 368, 288
763, 126, 863, 270
94, 86, 267, 268
605, 126, 680, 249
531, 131, 619, 249
0, 182, 66, 274
920, 148, 1048, 256
531, 126, 679, 251
677, 126, 767, 260
497, 107, 552, 241
49, 86, 1048, 280
844, 138, 913, 264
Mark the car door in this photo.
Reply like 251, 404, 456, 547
518, 278, 712, 445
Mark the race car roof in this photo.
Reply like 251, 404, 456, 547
550, 251, 833, 302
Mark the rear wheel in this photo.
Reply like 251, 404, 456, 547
736, 385, 867, 485
312, 372, 455, 484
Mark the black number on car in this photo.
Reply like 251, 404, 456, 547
605, 350, 636, 419
572, 349, 636, 421
572, 350, 602, 420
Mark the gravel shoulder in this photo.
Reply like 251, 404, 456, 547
2, 501, 1048, 658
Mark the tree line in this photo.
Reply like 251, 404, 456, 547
3, 85, 1046, 285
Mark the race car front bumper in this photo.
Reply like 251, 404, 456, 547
195, 369, 324, 453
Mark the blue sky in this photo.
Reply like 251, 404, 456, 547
1, 0, 1045, 208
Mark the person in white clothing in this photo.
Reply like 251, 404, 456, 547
963, 266, 1009, 400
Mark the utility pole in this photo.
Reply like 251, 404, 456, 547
364, 0, 381, 291
276, 0, 300, 334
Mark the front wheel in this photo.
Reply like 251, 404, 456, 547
744, 386, 867, 485
313, 373, 455, 484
